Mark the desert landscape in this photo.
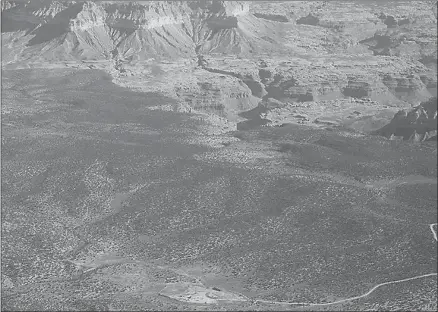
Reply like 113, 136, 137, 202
1, 1, 437, 311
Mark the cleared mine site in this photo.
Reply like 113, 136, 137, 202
1, 1, 437, 311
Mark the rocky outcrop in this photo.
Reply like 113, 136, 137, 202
339, 74, 422, 105
68, 2, 107, 31
103, 2, 192, 31
258, 69, 313, 102
256, 65, 403, 105
381, 73, 433, 103
373, 97, 437, 141
173, 68, 260, 121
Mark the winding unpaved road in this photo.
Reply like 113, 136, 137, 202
254, 223, 438, 308
247, 173, 438, 307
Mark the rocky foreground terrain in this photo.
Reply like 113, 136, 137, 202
1, 1, 437, 311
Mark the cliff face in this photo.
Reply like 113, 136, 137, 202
2, 1, 193, 60
1, 0, 283, 61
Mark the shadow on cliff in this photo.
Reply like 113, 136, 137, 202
27, 3, 84, 46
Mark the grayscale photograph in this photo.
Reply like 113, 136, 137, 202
1, 0, 437, 310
